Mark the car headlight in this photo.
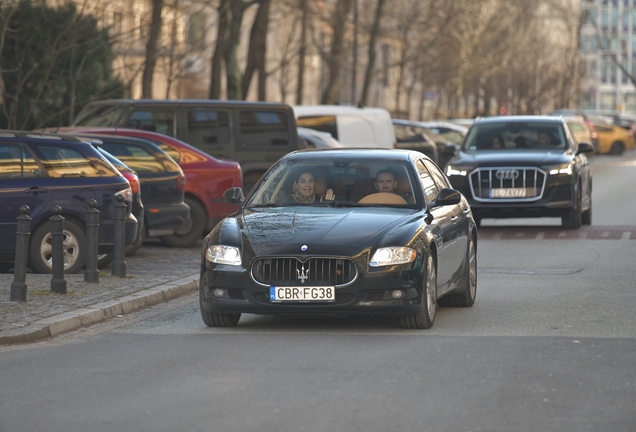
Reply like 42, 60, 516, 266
370, 247, 416, 267
445, 165, 474, 177
206, 245, 242, 266
547, 163, 573, 176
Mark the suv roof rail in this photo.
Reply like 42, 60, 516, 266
0, 130, 86, 142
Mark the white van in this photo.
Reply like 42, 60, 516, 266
293, 105, 396, 149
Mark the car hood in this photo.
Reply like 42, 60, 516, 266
235, 206, 417, 256
455, 150, 570, 166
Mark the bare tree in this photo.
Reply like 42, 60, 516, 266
321, 0, 355, 104
360, 0, 386, 106
242, 0, 271, 100
142, 0, 164, 98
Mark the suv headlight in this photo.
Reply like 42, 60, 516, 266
370, 247, 416, 267
547, 163, 573, 176
206, 245, 242, 266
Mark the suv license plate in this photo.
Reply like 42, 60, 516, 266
270, 286, 335, 303
490, 188, 526, 198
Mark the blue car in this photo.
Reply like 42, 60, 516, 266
72, 134, 190, 242
0, 131, 138, 273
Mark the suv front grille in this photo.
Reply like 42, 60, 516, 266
469, 167, 546, 202
251, 258, 357, 288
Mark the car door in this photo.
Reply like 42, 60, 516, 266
425, 158, 468, 288
416, 159, 455, 291
0, 143, 55, 254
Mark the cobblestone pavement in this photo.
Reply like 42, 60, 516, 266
0, 239, 202, 345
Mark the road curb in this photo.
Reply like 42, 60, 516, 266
0, 274, 199, 346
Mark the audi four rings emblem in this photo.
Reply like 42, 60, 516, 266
496, 169, 519, 180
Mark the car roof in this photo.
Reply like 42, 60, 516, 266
286, 148, 420, 161
70, 132, 165, 152
0, 130, 90, 143
83, 99, 291, 109
473, 115, 564, 125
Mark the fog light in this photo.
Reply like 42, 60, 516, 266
213, 288, 225, 298
391, 290, 404, 299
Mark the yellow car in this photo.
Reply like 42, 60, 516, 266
592, 122, 635, 155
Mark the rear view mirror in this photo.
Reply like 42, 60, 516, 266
430, 188, 461, 208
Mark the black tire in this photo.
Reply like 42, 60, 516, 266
29, 219, 86, 274
438, 237, 477, 307
199, 262, 241, 327
159, 197, 207, 248
561, 185, 582, 229
98, 252, 114, 269
126, 218, 145, 256
581, 195, 592, 226
399, 254, 436, 329
610, 141, 625, 156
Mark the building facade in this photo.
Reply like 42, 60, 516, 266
580, 0, 636, 115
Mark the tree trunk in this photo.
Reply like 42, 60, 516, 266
142, 0, 164, 99
242, 0, 270, 100
321, 0, 354, 104
295, 0, 308, 105
224, 0, 251, 100
210, 0, 230, 99
360, 0, 386, 106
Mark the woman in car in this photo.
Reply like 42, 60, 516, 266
279, 169, 335, 203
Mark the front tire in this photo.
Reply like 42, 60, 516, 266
562, 185, 582, 229
439, 237, 477, 307
199, 261, 241, 327
29, 219, 86, 274
159, 197, 207, 248
399, 254, 437, 329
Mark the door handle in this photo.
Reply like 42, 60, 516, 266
463, 208, 471, 215
451, 215, 458, 222
25, 187, 48, 194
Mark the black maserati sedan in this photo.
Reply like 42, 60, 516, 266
444, 116, 594, 229
199, 148, 477, 329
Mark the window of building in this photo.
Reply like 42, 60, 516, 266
590, 60, 597, 78
601, 59, 608, 82
602, 8, 609, 30
187, 13, 206, 50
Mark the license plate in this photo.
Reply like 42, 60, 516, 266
270, 286, 335, 303
490, 188, 526, 198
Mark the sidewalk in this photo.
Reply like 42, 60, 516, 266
0, 240, 201, 345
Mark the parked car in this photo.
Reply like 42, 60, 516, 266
417, 121, 468, 145
67, 99, 303, 192
392, 119, 439, 164
293, 105, 396, 149
71, 133, 190, 250
444, 116, 594, 229
297, 127, 343, 149
0, 131, 138, 273
91, 144, 145, 256
563, 116, 600, 153
50, 127, 243, 247
199, 148, 477, 329
589, 121, 635, 155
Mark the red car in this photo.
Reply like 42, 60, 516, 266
52, 127, 242, 247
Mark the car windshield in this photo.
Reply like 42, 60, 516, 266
247, 156, 419, 207
72, 104, 128, 127
463, 122, 567, 152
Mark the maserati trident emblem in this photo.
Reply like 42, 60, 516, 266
297, 265, 309, 284
495, 169, 519, 180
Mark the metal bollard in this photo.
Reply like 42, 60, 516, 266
84, 199, 100, 283
50, 206, 67, 294
10, 205, 32, 302
111, 195, 127, 278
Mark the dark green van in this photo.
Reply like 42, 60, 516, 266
71, 99, 305, 191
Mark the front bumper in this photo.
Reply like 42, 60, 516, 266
145, 202, 190, 237
200, 260, 424, 316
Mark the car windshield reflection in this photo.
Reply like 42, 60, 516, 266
463, 122, 567, 151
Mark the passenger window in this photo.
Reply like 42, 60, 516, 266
424, 160, 451, 190
35, 145, 104, 178
125, 110, 175, 137
186, 109, 231, 155
153, 141, 181, 163
0, 144, 45, 179
296, 115, 338, 140
239, 111, 292, 148
416, 161, 438, 203
100, 143, 164, 173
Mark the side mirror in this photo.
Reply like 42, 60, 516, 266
430, 188, 461, 209
576, 142, 594, 154
442, 144, 459, 156
223, 187, 244, 204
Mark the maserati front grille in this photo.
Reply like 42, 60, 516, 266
469, 167, 546, 202
251, 257, 357, 288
